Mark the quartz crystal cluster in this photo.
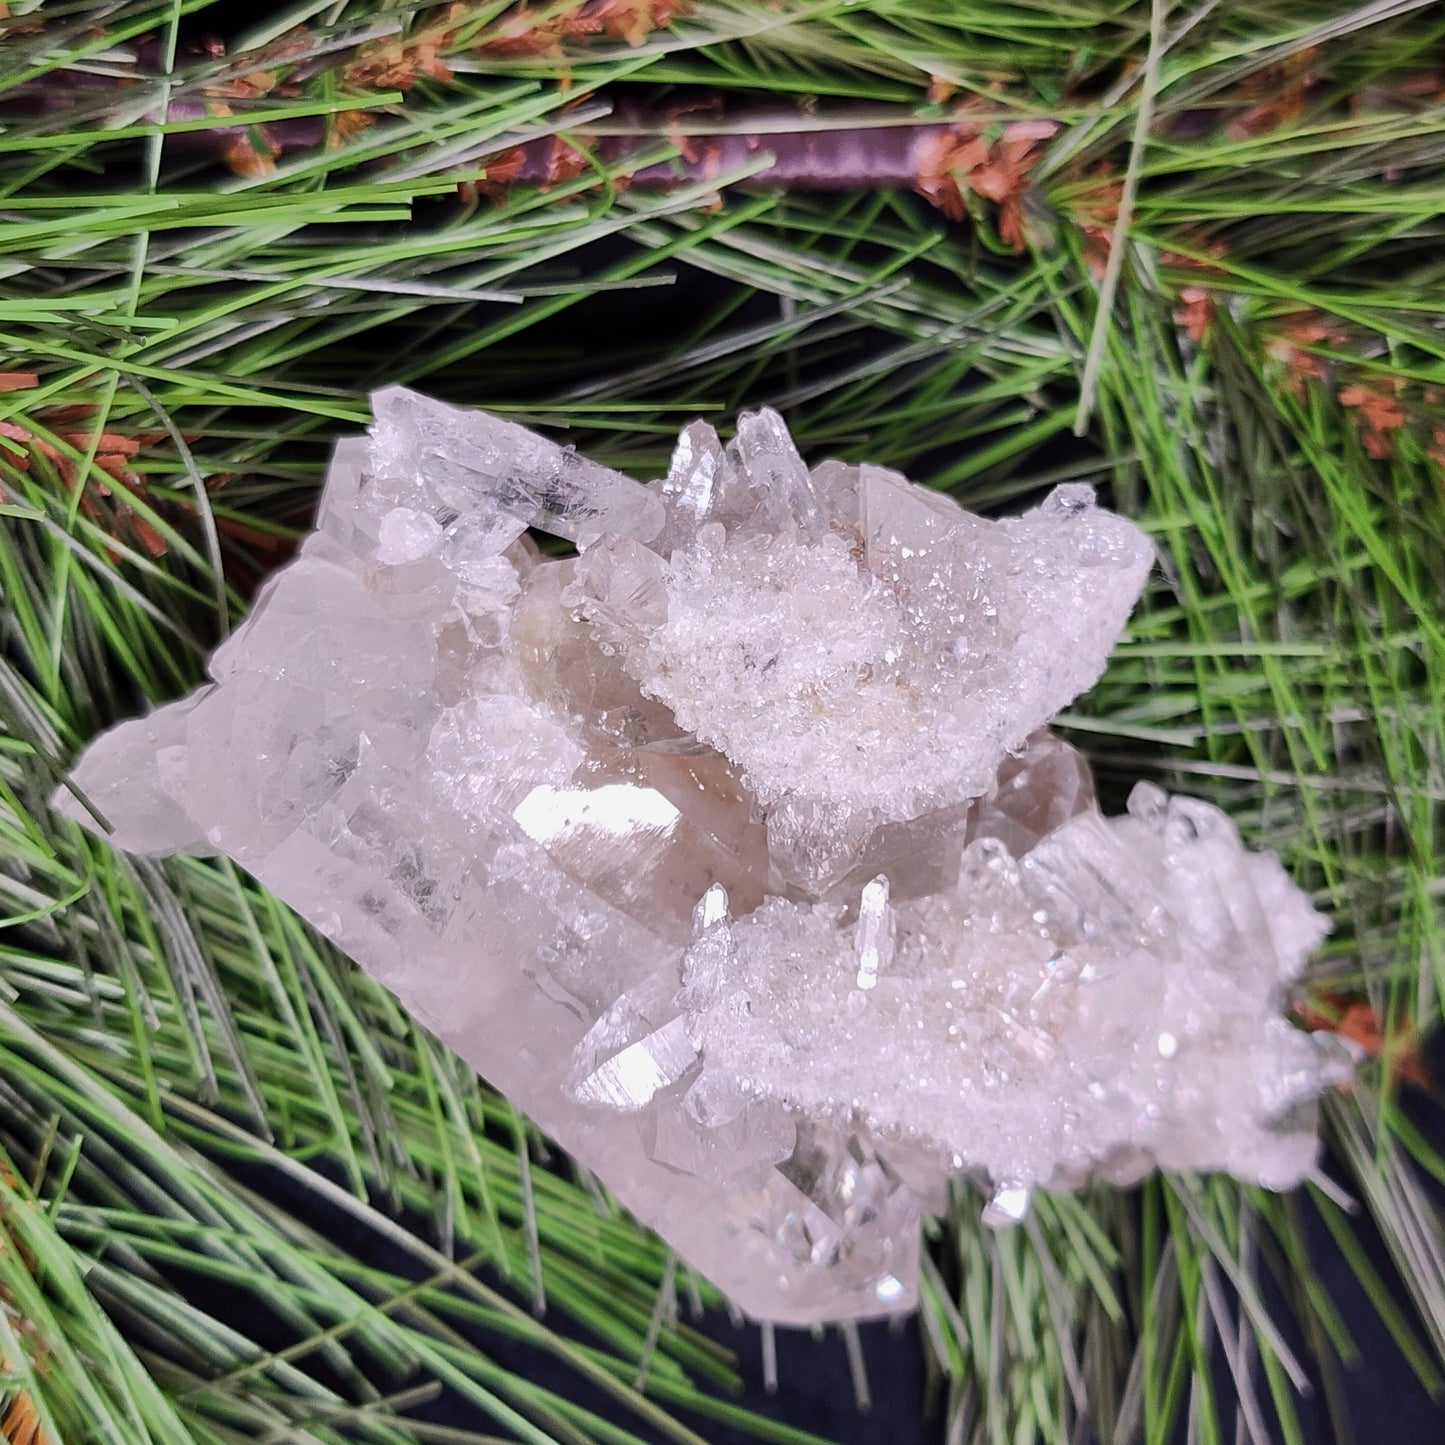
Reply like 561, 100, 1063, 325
58, 388, 1350, 1324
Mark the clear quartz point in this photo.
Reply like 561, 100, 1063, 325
371, 386, 665, 545
645, 1094, 796, 1183
982, 1182, 1032, 1228
57, 388, 1346, 1323
974, 730, 1095, 856
571, 1014, 697, 1110
853, 875, 893, 990
695, 881, 730, 933
658, 421, 726, 542
756, 1122, 921, 1315
730, 407, 827, 538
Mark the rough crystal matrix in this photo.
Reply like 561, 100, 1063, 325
58, 388, 1350, 1324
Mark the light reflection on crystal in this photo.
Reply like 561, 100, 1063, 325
981, 1183, 1032, 1228
514, 782, 682, 844
58, 389, 1347, 1324
570, 1014, 697, 1110
695, 880, 729, 932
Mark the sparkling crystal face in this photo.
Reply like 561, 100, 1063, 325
58, 390, 1349, 1324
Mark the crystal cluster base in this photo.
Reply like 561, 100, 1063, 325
58, 389, 1348, 1324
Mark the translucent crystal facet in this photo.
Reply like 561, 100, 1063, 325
57, 390, 1347, 1324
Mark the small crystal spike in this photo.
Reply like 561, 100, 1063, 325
662, 422, 723, 534
853, 875, 893, 990
694, 881, 730, 935
981, 1182, 1032, 1228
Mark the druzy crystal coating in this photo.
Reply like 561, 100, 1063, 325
59, 389, 1349, 1323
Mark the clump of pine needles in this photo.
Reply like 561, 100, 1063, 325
2, 2, 1444, 1442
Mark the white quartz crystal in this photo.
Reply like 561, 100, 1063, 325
57, 390, 1349, 1325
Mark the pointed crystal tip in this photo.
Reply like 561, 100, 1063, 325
853, 874, 893, 990
981, 1183, 1032, 1228
693, 881, 730, 936
571, 1015, 699, 1111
